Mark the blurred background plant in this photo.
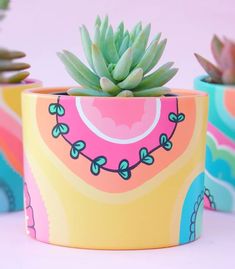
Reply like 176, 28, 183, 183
0, 0, 30, 84
195, 35, 235, 85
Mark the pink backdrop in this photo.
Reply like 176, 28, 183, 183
1, 0, 235, 88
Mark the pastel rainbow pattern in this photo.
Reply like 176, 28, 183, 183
0, 80, 41, 212
22, 88, 208, 249
194, 76, 235, 213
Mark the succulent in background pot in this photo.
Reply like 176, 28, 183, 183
194, 35, 235, 213
22, 17, 208, 249
0, 1, 42, 212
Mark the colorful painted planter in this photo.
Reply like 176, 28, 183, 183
194, 76, 235, 213
0, 79, 42, 212
22, 87, 208, 249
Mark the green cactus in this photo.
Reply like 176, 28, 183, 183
58, 16, 178, 97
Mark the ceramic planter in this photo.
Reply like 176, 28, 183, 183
22, 87, 208, 249
194, 76, 235, 213
0, 79, 42, 212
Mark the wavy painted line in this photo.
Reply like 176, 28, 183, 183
205, 170, 235, 211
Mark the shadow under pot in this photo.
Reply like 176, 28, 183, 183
194, 76, 235, 213
0, 79, 42, 213
22, 87, 208, 249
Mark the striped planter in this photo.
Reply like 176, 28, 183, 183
0, 79, 42, 212
22, 87, 208, 249
194, 76, 235, 213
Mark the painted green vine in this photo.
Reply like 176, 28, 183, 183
48, 97, 185, 180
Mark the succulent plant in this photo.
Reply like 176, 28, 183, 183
0, 0, 9, 20
195, 35, 235, 85
0, 48, 30, 83
58, 16, 178, 97
0, 0, 30, 84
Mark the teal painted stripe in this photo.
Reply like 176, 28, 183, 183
194, 76, 235, 141
179, 173, 204, 244
0, 151, 23, 212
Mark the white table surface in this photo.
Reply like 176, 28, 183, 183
0, 210, 234, 269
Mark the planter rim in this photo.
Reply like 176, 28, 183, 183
0, 78, 42, 89
194, 75, 235, 90
22, 86, 207, 99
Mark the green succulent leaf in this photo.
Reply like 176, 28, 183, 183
52, 123, 69, 138
117, 90, 134, 97
118, 160, 131, 180
130, 22, 142, 44
118, 68, 143, 89
5, 72, 29, 84
58, 52, 99, 89
92, 44, 113, 80
114, 22, 124, 50
80, 25, 94, 70
131, 24, 151, 67
0, 62, 30, 71
0, 49, 25, 60
100, 77, 121, 95
95, 15, 101, 27
61, 50, 100, 87
94, 24, 101, 47
104, 26, 119, 63
144, 38, 167, 74
67, 87, 111, 96
137, 62, 176, 89
70, 141, 86, 159
118, 34, 130, 56
112, 48, 133, 81
136, 33, 161, 74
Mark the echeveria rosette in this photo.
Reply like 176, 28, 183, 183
58, 16, 178, 97
195, 35, 235, 85
0, 48, 30, 84
0, 0, 30, 84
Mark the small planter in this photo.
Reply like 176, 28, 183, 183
194, 76, 235, 213
22, 87, 208, 249
0, 79, 42, 212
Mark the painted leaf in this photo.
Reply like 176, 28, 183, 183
142, 155, 154, 165
160, 134, 168, 145
59, 123, 69, 134
169, 112, 185, 123
118, 160, 131, 180
70, 141, 86, 159
52, 124, 61, 138
49, 103, 58, 114
159, 133, 173, 151
163, 141, 173, 151
91, 162, 100, 175
139, 147, 148, 159
93, 156, 107, 166
139, 148, 154, 165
